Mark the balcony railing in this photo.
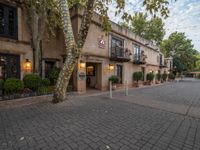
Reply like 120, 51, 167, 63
133, 52, 147, 65
159, 61, 167, 68
110, 46, 131, 62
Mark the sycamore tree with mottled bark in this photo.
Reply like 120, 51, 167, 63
53, 0, 174, 103
20, 0, 61, 75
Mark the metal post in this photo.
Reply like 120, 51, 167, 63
125, 80, 128, 96
109, 81, 112, 99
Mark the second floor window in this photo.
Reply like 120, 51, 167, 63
160, 54, 163, 65
134, 45, 141, 61
111, 37, 124, 56
0, 3, 17, 39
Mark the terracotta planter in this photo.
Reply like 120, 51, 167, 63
112, 84, 117, 90
155, 80, 160, 84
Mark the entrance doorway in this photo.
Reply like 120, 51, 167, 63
0, 53, 20, 79
86, 62, 102, 90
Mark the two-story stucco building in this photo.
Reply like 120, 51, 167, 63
0, 1, 172, 93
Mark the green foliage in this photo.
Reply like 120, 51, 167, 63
147, 73, 155, 81
156, 73, 162, 81
168, 73, 175, 80
130, 13, 148, 37
37, 86, 54, 95
23, 74, 42, 91
161, 32, 197, 72
42, 78, 50, 87
162, 73, 168, 81
122, 14, 165, 45
23, 0, 62, 36
198, 74, 200, 79
109, 75, 119, 84
49, 67, 61, 85
144, 17, 165, 45
133, 72, 143, 82
4, 78, 24, 94
0, 79, 4, 90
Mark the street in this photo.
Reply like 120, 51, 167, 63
0, 81, 200, 150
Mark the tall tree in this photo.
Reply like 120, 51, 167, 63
144, 17, 165, 45
22, 0, 61, 75
161, 32, 197, 72
53, 0, 173, 103
130, 13, 148, 37
121, 14, 165, 45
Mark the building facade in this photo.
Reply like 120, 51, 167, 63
0, 2, 172, 93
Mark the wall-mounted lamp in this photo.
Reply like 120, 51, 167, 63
109, 64, 114, 71
80, 60, 86, 68
24, 59, 32, 73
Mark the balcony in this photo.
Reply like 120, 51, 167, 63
133, 52, 147, 65
110, 46, 131, 62
159, 61, 167, 68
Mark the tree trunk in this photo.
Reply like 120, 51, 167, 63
53, 0, 76, 103
53, 0, 95, 103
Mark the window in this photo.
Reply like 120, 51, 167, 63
134, 45, 141, 61
160, 54, 163, 65
111, 37, 124, 56
0, 53, 20, 79
0, 3, 17, 39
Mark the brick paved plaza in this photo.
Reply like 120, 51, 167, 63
1, 81, 200, 150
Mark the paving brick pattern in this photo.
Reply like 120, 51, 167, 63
0, 82, 200, 150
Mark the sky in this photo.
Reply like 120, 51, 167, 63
108, 0, 200, 51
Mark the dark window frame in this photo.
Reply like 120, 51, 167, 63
111, 36, 124, 57
133, 44, 141, 61
0, 3, 18, 39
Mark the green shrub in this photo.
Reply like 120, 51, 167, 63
109, 75, 119, 84
42, 78, 50, 87
198, 74, 200, 79
37, 86, 54, 95
23, 74, 42, 91
4, 78, 24, 94
147, 73, 155, 81
168, 73, 175, 80
133, 72, 143, 82
162, 73, 168, 81
0, 79, 4, 90
156, 73, 162, 81
49, 67, 61, 85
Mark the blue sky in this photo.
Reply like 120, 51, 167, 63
108, 0, 200, 51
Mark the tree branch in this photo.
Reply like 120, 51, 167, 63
76, 0, 95, 49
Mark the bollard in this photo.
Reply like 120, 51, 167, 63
125, 80, 128, 96
109, 81, 112, 99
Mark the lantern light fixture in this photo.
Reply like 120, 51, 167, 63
24, 59, 32, 72
80, 60, 86, 68
109, 64, 114, 71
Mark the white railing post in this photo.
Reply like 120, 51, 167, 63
109, 81, 112, 99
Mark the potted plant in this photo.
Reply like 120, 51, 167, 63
133, 72, 143, 87
146, 73, 155, 85
109, 75, 119, 90
156, 73, 161, 84
168, 73, 175, 81
162, 73, 168, 82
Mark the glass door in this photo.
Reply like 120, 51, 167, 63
117, 65, 123, 84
